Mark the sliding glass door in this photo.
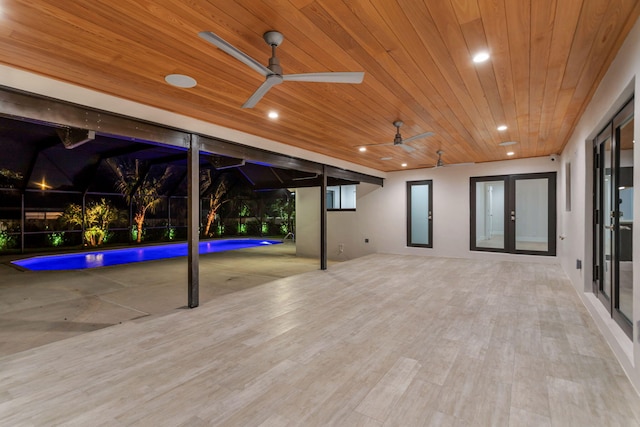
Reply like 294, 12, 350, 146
471, 173, 556, 256
593, 98, 633, 338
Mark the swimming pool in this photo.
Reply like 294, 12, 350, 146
11, 239, 282, 271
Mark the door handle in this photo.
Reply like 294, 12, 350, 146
604, 225, 614, 230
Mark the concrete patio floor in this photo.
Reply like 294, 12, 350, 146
0, 241, 322, 357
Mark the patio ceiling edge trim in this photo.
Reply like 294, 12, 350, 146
0, 85, 383, 186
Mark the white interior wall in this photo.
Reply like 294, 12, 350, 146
558, 18, 640, 393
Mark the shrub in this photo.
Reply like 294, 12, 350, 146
0, 230, 17, 250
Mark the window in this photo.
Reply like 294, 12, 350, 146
326, 184, 356, 210
470, 173, 556, 256
407, 180, 433, 248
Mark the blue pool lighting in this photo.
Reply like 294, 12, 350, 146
12, 239, 282, 271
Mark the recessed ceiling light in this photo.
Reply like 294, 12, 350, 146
380, 157, 393, 161
473, 51, 490, 63
506, 151, 515, 156
164, 74, 197, 88
401, 163, 408, 167
268, 111, 279, 119
497, 125, 508, 131
499, 141, 518, 146
359, 147, 367, 152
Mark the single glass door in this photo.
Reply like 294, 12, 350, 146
407, 180, 433, 247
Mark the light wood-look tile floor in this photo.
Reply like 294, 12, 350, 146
1, 254, 639, 426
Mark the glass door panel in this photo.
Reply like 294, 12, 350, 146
474, 180, 505, 249
592, 98, 633, 339
407, 180, 432, 248
603, 136, 614, 301
514, 178, 549, 252
616, 114, 633, 324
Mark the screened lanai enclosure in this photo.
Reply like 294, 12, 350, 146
0, 102, 368, 256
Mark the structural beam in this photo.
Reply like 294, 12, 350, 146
325, 165, 384, 187
0, 87, 190, 149
199, 135, 322, 175
56, 127, 95, 149
187, 135, 200, 308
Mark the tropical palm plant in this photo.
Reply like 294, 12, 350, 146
121, 178, 163, 243
109, 159, 172, 243
59, 198, 119, 246
201, 171, 229, 237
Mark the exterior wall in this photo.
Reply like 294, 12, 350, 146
558, 18, 640, 393
360, 157, 558, 262
297, 157, 558, 263
296, 183, 379, 260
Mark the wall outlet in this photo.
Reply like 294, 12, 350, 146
576, 259, 582, 270
364, 238, 369, 243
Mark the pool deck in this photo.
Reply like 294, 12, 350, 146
0, 242, 324, 357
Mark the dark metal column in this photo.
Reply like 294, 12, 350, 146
320, 165, 327, 270
81, 194, 86, 246
167, 197, 171, 230
187, 135, 200, 308
20, 194, 24, 253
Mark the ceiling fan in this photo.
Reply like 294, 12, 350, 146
198, 30, 365, 108
423, 150, 474, 168
362, 121, 434, 153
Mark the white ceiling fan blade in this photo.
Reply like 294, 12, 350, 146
283, 72, 364, 84
198, 31, 271, 77
401, 144, 416, 153
402, 131, 435, 144
242, 75, 282, 108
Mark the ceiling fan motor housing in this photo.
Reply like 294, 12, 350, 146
268, 55, 283, 75
393, 120, 404, 145
263, 31, 284, 47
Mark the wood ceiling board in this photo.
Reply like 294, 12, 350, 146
478, 0, 519, 148
350, 1, 470, 156
421, 1, 499, 155
0, 1, 637, 172
529, 0, 555, 157
537, 1, 583, 153
392, 1, 489, 160
557, 0, 638, 150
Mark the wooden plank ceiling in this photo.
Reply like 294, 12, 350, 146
0, 1, 638, 172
